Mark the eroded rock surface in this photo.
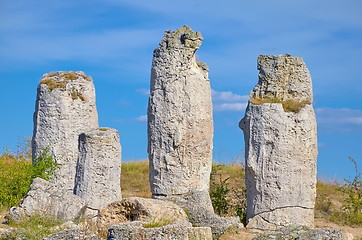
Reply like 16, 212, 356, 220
6, 178, 87, 222
32, 71, 99, 190
148, 25, 213, 197
252, 225, 343, 240
97, 197, 187, 231
250, 54, 313, 102
239, 54, 318, 230
74, 128, 122, 210
107, 221, 212, 240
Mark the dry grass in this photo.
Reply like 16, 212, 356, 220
121, 160, 151, 198
250, 97, 311, 113
40, 79, 67, 92
62, 71, 78, 80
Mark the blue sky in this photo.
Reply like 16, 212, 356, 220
0, 0, 361, 180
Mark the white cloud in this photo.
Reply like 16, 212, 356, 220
135, 115, 147, 122
136, 88, 150, 96
211, 89, 249, 102
211, 89, 249, 112
214, 103, 248, 112
315, 108, 362, 134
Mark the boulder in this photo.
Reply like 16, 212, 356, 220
107, 221, 212, 240
43, 229, 102, 240
74, 128, 122, 210
252, 225, 343, 240
97, 197, 187, 232
239, 54, 318, 230
160, 190, 242, 239
6, 178, 87, 222
148, 25, 213, 199
32, 71, 99, 190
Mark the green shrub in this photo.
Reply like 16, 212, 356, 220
341, 157, 362, 225
32, 148, 58, 181
0, 152, 33, 208
0, 143, 58, 209
209, 163, 247, 225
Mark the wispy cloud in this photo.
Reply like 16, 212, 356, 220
135, 115, 147, 122
211, 89, 249, 102
316, 108, 362, 134
214, 103, 248, 112
136, 88, 150, 96
211, 89, 249, 112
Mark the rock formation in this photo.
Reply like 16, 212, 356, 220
147, 25, 213, 199
252, 225, 343, 240
97, 197, 188, 231
239, 54, 318, 230
6, 178, 87, 222
108, 221, 212, 240
32, 71, 99, 190
74, 128, 122, 210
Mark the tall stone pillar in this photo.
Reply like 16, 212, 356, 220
239, 54, 318, 230
147, 25, 213, 200
32, 71, 99, 190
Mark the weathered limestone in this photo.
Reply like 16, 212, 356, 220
6, 178, 87, 222
239, 54, 318, 230
148, 25, 213, 199
252, 225, 343, 240
32, 71, 99, 190
74, 128, 122, 210
107, 221, 213, 240
97, 197, 187, 231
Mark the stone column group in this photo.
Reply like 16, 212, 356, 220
28, 26, 317, 232
32, 71, 122, 211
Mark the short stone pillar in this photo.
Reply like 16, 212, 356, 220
239, 54, 318, 230
32, 71, 99, 190
74, 127, 122, 209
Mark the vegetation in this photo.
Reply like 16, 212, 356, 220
143, 217, 174, 228
39, 78, 67, 91
210, 162, 247, 225
121, 160, 151, 198
63, 71, 78, 80
315, 157, 362, 227
2, 213, 63, 240
1, 139, 361, 238
250, 96, 311, 113
0, 139, 58, 209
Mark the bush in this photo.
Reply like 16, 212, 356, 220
341, 157, 362, 225
0, 142, 58, 209
209, 163, 247, 225
0, 151, 33, 208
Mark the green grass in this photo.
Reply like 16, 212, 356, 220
143, 217, 174, 228
121, 160, 151, 198
2, 213, 63, 240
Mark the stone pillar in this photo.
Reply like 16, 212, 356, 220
32, 71, 99, 190
74, 128, 122, 209
239, 54, 318, 230
147, 25, 213, 199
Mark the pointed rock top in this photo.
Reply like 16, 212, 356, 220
161, 25, 203, 50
